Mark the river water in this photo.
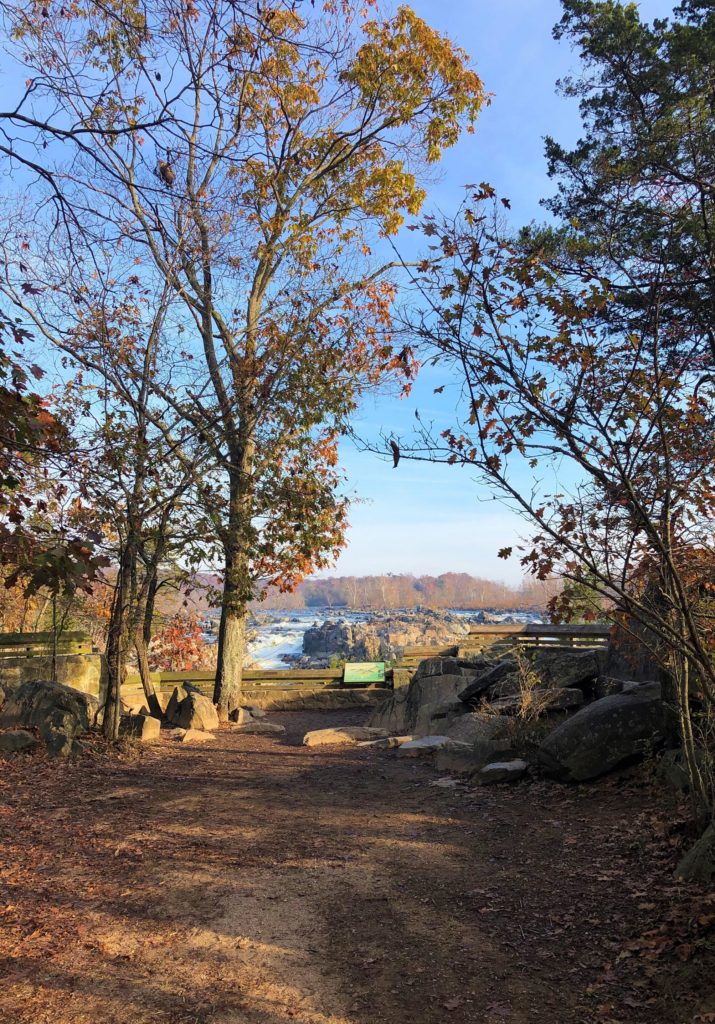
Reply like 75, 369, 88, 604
236, 608, 541, 669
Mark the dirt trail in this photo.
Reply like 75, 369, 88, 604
0, 710, 712, 1024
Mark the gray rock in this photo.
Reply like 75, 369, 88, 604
593, 676, 625, 699
530, 649, 603, 689
458, 659, 518, 703
368, 669, 467, 736
455, 650, 500, 670
476, 759, 529, 784
179, 728, 216, 743
433, 746, 483, 774
414, 697, 465, 736
538, 688, 672, 781
165, 685, 189, 725
357, 735, 414, 749
391, 668, 412, 690
241, 704, 266, 719
622, 679, 661, 698
412, 657, 469, 680
464, 649, 603, 703
675, 823, 715, 882
397, 735, 466, 757
231, 720, 285, 736
174, 693, 219, 732
303, 726, 389, 747
0, 728, 38, 753
444, 711, 508, 746
367, 688, 409, 732
0, 679, 94, 756
121, 696, 150, 716
119, 713, 161, 742
405, 674, 468, 733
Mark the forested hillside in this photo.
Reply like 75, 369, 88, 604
255, 573, 558, 610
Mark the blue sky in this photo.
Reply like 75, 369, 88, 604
329, 0, 675, 584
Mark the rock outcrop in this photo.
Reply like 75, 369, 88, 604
299, 610, 471, 667
368, 657, 479, 735
459, 649, 601, 704
537, 682, 671, 781
0, 679, 96, 756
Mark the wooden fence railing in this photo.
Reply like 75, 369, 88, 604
123, 666, 369, 694
0, 623, 611, 690
0, 631, 94, 658
466, 623, 611, 649
398, 623, 611, 666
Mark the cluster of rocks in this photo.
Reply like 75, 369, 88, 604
303, 645, 673, 786
298, 610, 471, 667
0, 676, 288, 755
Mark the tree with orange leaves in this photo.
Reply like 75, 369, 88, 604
2, 0, 485, 715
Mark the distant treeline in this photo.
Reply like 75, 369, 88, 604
253, 573, 559, 611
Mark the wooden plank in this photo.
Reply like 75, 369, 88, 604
243, 669, 343, 681
144, 668, 343, 683
402, 645, 458, 657
0, 630, 89, 645
528, 623, 610, 636
468, 623, 610, 637
467, 624, 528, 636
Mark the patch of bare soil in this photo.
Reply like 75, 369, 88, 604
0, 709, 713, 1024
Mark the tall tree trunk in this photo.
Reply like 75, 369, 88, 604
103, 540, 133, 740
134, 566, 163, 719
213, 539, 249, 719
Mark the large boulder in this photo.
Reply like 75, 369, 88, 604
369, 653, 500, 735
391, 674, 471, 736
537, 682, 671, 782
433, 713, 516, 774
530, 649, 603, 689
443, 711, 508, 746
367, 687, 409, 732
460, 649, 603, 703
0, 679, 94, 756
173, 693, 219, 732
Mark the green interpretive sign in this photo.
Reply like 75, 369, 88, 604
343, 661, 385, 685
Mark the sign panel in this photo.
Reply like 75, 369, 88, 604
343, 661, 385, 685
